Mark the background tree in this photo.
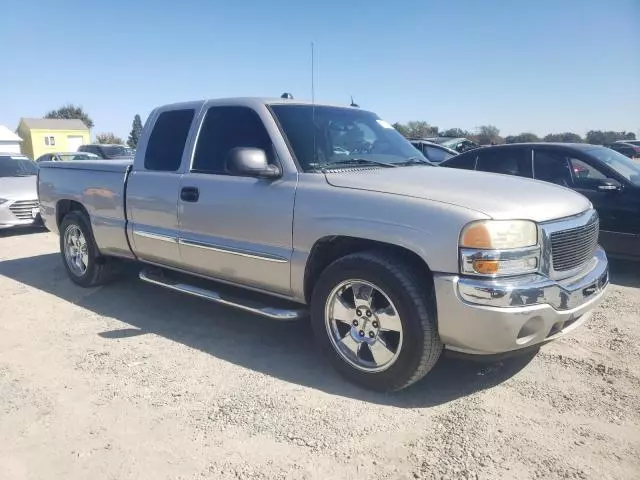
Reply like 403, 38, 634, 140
44, 104, 94, 129
127, 114, 143, 148
505, 132, 540, 144
392, 121, 437, 138
440, 128, 472, 138
543, 132, 583, 143
392, 122, 410, 137
474, 125, 503, 145
96, 132, 124, 144
586, 130, 637, 145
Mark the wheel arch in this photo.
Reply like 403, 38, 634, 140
56, 199, 91, 228
303, 235, 434, 304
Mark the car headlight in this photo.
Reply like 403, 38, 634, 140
0, 198, 8, 205
459, 220, 540, 276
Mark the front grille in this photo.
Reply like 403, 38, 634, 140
9, 200, 39, 220
550, 216, 599, 272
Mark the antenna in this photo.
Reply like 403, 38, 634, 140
311, 41, 316, 165
350, 96, 359, 108
311, 42, 315, 104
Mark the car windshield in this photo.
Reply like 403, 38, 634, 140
588, 147, 640, 186
0, 156, 38, 177
103, 146, 134, 158
270, 105, 429, 171
58, 153, 100, 161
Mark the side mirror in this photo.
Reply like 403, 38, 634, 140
597, 178, 622, 192
226, 147, 281, 179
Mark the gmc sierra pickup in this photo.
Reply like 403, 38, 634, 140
37, 97, 609, 391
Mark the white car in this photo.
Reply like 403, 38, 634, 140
0, 154, 40, 230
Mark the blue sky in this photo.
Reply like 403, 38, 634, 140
1, 0, 638, 139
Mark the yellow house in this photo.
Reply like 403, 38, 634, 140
17, 118, 90, 160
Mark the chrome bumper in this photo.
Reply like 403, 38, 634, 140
434, 247, 609, 355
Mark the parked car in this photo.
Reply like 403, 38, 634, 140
426, 137, 478, 153
440, 143, 640, 260
38, 98, 609, 391
35, 152, 101, 162
606, 141, 640, 160
409, 139, 458, 163
0, 154, 41, 229
78, 144, 134, 159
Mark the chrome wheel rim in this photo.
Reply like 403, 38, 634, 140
63, 225, 89, 277
325, 280, 404, 372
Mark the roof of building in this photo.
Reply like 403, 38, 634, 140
20, 118, 89, 130
0, 125, 22, 142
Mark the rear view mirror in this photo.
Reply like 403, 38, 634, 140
226, 147, 281, 179
597, 178, 622, 191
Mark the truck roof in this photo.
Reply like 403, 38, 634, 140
158, 97, 367, 112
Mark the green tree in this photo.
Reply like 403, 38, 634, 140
440, 128, 471, 138
96, 132, 124, 144
543, 132, 583, 143
392, 121, 437, 139
474, 125, 503, 145
127, 114, 143, 148
44, 104, 94, 129
505, 132, 540, 144
392, 122, 410, 137
586, 130, 635, 145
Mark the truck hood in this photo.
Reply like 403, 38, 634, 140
0, 175, 37, 200
324, 167, 591, 222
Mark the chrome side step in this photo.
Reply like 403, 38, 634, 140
139, 269, 306, 321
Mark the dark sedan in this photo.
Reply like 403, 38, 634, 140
440, 143, 640, 260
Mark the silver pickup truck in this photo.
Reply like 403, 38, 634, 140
38, 98, 609, 391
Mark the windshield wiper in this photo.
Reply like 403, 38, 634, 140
397, 156, 433, 167
317, 158, 398, 171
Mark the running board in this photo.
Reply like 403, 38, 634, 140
139, 269, 306, 321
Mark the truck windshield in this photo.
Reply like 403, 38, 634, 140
270, 105, 429, 172
0, 156, 38, 177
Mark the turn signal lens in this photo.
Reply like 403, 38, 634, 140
460, 220, 537, 250
472, 260, 500, 274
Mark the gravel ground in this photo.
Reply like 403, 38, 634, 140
1, 229, 639, 480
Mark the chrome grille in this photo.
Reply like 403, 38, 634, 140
550, 216, 599, 272
9, 200, 39, 220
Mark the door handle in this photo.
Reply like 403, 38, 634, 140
180, 187, 199, 202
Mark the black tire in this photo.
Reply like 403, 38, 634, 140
310, 250, 442, 392
59, 211, 115, 287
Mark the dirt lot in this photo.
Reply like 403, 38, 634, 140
0, 229, 639, 480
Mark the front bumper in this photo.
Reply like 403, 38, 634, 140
434, 247, 609, 355
0, 200, 41, 229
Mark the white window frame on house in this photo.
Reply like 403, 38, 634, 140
44, 136, 55, 146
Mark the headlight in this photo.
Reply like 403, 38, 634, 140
460, 220, 537, 250
0, 198, 8, 205
460, 220, 539, 277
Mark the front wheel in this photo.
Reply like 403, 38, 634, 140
310, 251, 442, 392
59, 212, 115, 287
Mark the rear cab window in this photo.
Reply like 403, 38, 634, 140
144, 109, 195, 171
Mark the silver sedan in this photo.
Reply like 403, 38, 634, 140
0, 154, 41, 230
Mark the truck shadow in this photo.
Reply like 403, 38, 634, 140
5, 252, 607, 408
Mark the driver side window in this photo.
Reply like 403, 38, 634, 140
569, 158, 607, 190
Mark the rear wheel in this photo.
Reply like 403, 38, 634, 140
59, 212, 115, 287
310, 250, 442, 391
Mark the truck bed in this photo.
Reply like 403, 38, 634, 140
38, 159, 133, 258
